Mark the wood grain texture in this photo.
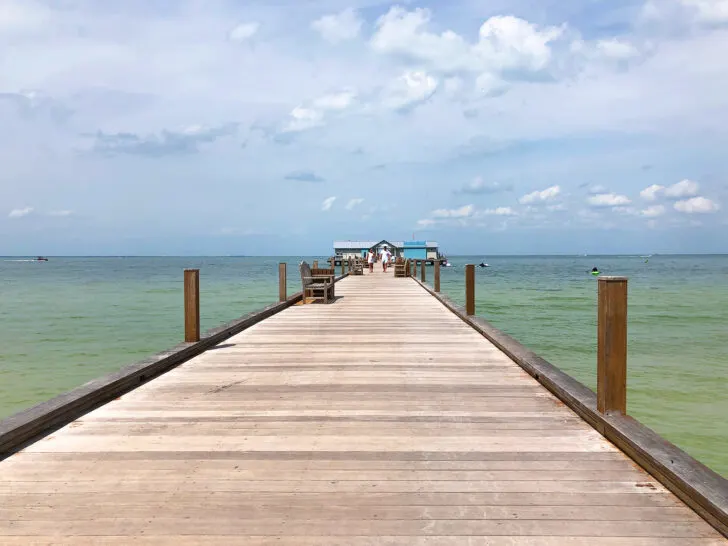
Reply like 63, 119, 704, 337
411, 274, 728, 539
465, 264, 475, 316
278, 262, 287, 302
183, 269, 200, 343
0, 269, 722, 543
598, 277, 628, 415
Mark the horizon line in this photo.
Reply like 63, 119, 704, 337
3, 253, 728, 258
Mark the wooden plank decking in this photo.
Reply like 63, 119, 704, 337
0, 270, 724, 544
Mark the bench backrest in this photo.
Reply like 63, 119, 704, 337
300, 261, 313, 288
312, 267, 334, 277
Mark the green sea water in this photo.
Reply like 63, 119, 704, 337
436, 255, 727, 477
1, 255, 726, 477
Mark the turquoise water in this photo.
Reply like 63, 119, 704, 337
436, 255, 727, 477
0, 255, 726, 477
0, 257, 318, 420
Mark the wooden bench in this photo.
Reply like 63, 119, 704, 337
351, 258, 364, 275
394, 257, 407, 278
312, 267, 336, 298
300, 261, 335, 304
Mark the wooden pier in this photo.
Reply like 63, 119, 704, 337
1, 268, 727, 543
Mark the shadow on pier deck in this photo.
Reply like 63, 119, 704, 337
0, 270, 725, 544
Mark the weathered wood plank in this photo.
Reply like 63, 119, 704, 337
0, 269, 722, 542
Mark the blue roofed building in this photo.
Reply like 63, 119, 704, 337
333, 240, 440, 261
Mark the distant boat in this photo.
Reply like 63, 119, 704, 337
478, 262, 489, 268
36, 256, 48, 261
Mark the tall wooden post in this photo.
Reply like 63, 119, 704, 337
420, 261, 426, 282
434, 260, 441, 292
313, 260, 318, 268
340, 260, 345, 275
278, 263, 287, 302
348, 259, 352, 273
597, 276, 628, 415
465, 264, 475, 316
184, 269, 200, 342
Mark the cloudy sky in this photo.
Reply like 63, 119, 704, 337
2, 0, 728, 255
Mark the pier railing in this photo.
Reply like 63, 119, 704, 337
0, 263, 348, 457
410, 264, 728, 537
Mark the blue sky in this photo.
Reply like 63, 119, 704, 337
2, 0, 728, 255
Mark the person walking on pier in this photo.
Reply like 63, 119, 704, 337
380, 245, 391, 273
367, 248, 375, 273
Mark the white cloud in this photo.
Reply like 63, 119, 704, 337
674, 196, 720, 213
432, 204, 474, 218
595, 39, 640, 60
282, 106, 324, 132
475, 72, 510, 96
681, 0, 728, 23
382, 70, 438, 110
321, 196, 337, 211
281, 90, 356, 134
613, 206, 637, 215
644, 0, 728, 25
371, 7, 564, 80
8, 207, 33, 218
0, 1, 49, 34
484, 207, 516, 216
48, 210, 74, 217
519, 185, 561, 204
228, 22, 259, 42
457, 177, 512, 194
641, 205, 666, 217
588, 193, 632, 207
443, 77, 464, 96
640, 184, 665, 201
417, 218, 437, 227
311, 8, 363, 43
665, 179, 700, 198
313, 90, 356, 110
345, 198, 364, 210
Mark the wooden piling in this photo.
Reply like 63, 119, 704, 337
421, 260, 426, 283
465, 264, 475, 316
313, 260, 318, 268
340, 260, 345, 275
434, 260, 441, 292
278, 263, 287, 302
184, 269, 200, 343
597, 276, 628, 415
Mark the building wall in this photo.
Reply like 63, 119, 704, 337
335, 249, 365, 259
427, 249, 438, 259
403, 247, 426, 259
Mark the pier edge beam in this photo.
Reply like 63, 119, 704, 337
278, 263, 287, 302
597, 276, 628, 415
183, 269, 200, 342
465, 264, 475, 316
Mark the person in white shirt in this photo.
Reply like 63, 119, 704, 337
380, 246, 391, 272
366, 248, 375, 273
